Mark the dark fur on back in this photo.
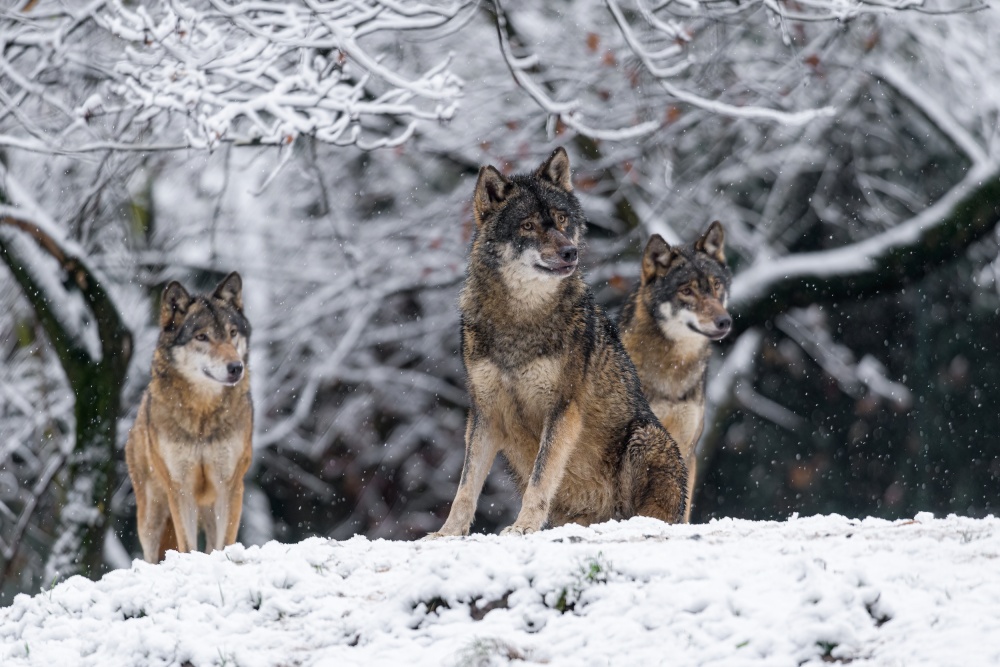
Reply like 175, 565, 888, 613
429, 149, 688, 537
620, 222, 732, 521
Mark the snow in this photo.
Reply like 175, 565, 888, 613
3, 513, 999, 666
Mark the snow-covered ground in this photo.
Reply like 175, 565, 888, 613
2, 514, 998, 667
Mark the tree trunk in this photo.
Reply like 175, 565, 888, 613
0, 210, 131, 583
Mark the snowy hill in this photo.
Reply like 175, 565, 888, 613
2, 514, 998, 667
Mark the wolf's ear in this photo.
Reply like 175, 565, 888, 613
535, 147, 572, 192
695, 220, 727, 264
160, 281, 192, 330
212, 271, 243, 311
641, 234, 683, 284
473, 165, 513, 226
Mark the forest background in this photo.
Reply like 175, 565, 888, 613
1, 0, 998, 602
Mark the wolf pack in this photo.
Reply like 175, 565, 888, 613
126, 148, 733, 562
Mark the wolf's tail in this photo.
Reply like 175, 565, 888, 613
158, 518, 179, 561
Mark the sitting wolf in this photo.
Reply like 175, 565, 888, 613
429, 148, 688, 537
619, 223, 733, 522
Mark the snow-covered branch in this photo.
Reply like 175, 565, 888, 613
0, 166, 127, 366
875, 63, 989, 166
1, 0, 468, 153
730, 160, 1000, 328
776, 308, 912, 409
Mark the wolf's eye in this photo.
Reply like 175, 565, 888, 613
680, 287, 694, 297
195, 333, 209, 342
520, 220, 533, 232
555, 212, 567, 225
229, 328, 238, 339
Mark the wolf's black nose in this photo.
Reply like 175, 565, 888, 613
559, 245, 578, 263
715, 315, 732, 331
227, 362, 244, 377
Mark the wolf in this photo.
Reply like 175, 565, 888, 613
428, 148, 688, 537
619, 222, 732, 522
125, 272, 253, 563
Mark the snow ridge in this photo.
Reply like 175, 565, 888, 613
2, 514, 998, 666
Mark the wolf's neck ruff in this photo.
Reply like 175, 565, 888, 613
622, 301, 710, 404
462, 252, 584, 322
148, 359, 251, 443
459, 266, 590, 376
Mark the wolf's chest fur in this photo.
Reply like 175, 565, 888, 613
155, 433, 247, 506
466, 355, 563, 433
145, 376, 252, 501
625, 327, 708, 451
462, 282, 583, 422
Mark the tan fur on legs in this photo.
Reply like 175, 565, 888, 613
222, 432, 253, 547
659, 409, 705, 522
158, 517, 178, 562
167, 486, 199, 553
134, 467, 172, 563
502, 401, 584, 535
223, 477, 244, 547
201, 505, 218, 553
427, 409, 499, 537
684, 454, 698, 523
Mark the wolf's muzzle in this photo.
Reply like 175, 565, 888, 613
536, 244, 578, 277
226, 361, 244, 383
708, 314, 732, 340
558, 245, 578, 264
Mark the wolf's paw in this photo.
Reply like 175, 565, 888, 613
421, 529, 467, 541
500, 525, 536, 537
421, 532, 446, 541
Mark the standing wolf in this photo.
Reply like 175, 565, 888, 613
619, 223, 732, 522
126, 273, 253, 562
429, 148, 688, 537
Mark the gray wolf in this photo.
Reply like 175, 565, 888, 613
126, 272, 253, 562
428, 148, 688, 537
619, 222, 732, 521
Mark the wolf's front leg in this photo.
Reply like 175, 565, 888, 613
502, 400, 583, 536
426, 408, 497, 538
167, 486, 200, 553
135, 485, 172, 563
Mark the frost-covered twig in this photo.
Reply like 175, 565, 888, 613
100, 0, 464, 149
492, 0, 662, 141
762, 0, 986, 22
